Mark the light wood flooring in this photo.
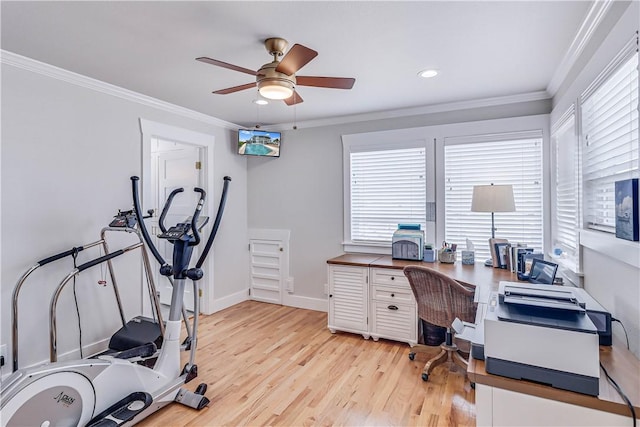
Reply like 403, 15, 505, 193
139, 301, 475, 426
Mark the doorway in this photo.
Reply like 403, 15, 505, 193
140, 118, 215, 315
151, 139, 203, 311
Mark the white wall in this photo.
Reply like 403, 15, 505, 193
1, 60, 249, 373
247, 100, 550, 305
550, 1, 640, 357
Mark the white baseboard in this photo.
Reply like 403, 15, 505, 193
282, 294, 327, 312
208, 288, 250, 314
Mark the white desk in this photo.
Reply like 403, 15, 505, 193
469, 283, 640, 426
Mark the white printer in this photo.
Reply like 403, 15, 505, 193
482, 282, 600, 396
391, 224, 424, 261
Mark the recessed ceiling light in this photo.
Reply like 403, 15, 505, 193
418, 69, 439, 79
253, 99, 269, 105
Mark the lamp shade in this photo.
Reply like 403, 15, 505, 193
471, 184, 515, 213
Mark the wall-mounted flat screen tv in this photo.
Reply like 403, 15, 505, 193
238, 129, 281, 157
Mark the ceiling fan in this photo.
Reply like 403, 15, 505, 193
196, 37, 355, 105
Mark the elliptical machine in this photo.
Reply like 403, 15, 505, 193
0, 175, 231, 426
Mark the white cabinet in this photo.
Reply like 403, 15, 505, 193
327, 264, 417, 345
328, 265, 369, 339
369, 268, 417, 345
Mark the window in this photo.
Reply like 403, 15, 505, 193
444, 133, 544, 261
342, 132, 435, 253
551, 108, 581, 269
581, 48, 638, 232
349, 146, 426, 244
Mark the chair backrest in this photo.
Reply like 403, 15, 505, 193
403, 265, 476, 329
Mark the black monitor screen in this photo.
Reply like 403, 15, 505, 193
528, 259, 558, 285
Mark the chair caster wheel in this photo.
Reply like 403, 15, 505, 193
408, 352, 415, 361
421, 373, 429, 382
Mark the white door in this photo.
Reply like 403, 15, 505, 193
249, 239, 283, 304
152, 142, 203, 311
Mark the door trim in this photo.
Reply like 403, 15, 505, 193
140, 118, 215, 314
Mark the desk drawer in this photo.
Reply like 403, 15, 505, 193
371, 268, 410, 288
370, 300, 417, 344
371, 285, 415, 304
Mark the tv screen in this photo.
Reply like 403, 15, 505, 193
238, 129, 281, 157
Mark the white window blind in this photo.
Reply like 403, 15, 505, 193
581, 50, 639, 232
551, 110, 581, 267
444, 136, 543, 261
350, 147, 426, 243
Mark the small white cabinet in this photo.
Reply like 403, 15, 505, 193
328, 265, 370, 339
327, 262, 417, 345
369, 268, 417, 345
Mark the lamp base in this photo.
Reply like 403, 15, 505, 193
484, 259, 493, 267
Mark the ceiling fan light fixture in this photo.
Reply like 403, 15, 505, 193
258, 79, 294, 100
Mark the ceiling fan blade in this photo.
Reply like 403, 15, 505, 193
284, 91, 304, 106
196, 57, 257, 76
275, 44, 318, 75
213, 82, 256, 95
296, 76, 356, 89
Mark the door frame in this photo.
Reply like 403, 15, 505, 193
140, 118, 215, 314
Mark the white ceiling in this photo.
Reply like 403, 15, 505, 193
1, 1, 592, 128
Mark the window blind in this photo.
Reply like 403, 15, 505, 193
444, 137, 543, 261
581, 51, 639, 232
552, 110, 581, 266
350, 147, 426, 243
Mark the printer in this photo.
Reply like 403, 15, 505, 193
391, 224, 424, 261
482, 282, 600, 396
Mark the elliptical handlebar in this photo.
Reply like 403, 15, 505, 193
131, 176, 168, 269
196, 176, 231, 268
158, 188, 184, 234
190, 188, 206, 247
131, 175, 231, 275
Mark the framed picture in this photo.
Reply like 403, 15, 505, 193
494, 243, 510, 269
615, 178, 639, 241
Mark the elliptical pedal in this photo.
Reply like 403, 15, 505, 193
175, 384, 210, 410
86, 392, 153, 427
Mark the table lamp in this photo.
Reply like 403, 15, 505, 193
471, 184, 515, 266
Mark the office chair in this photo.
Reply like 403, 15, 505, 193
403, 265, 477, 382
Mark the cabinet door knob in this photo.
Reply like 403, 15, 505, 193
329, 294, 333, 298
390, 276, 395, 280
387, 305, 399, 311
391, 293, 395, 297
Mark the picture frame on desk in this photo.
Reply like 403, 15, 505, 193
494, 243, 509, 269
488, 238, 508, 268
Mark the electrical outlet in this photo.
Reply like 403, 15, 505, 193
0, 344, 7, 367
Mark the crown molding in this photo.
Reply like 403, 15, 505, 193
0, 50, 241, 130
270, 90, 550, 131
546, 0, 614, 97
1, 50, 550, 133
